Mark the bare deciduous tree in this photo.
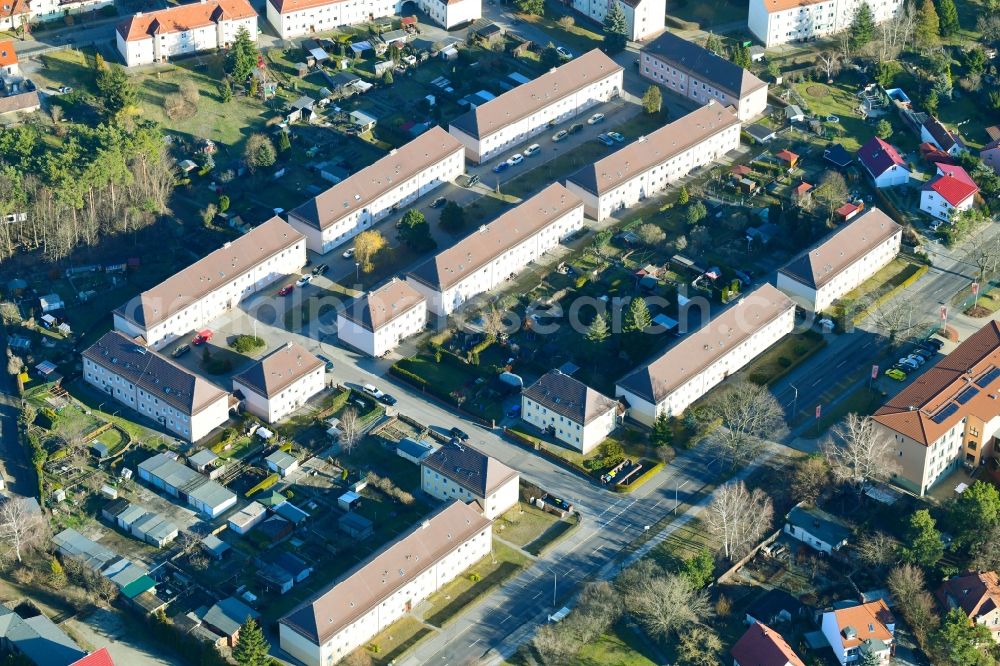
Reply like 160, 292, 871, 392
339, 407, 362, 454
875, 3, 915, 61
481, 306, 506, 341
791, 455, 831, 504
636, 223, 666, 247
616, 560, 711, 640
822, 413, 899, 496
971, 521, 1000, 572
572, 582, 621, 642
0, 497, 48, 563
887, 563, 938, 643
712, 381, 787, 467
531, 623, 579, 665
816, 52, 841, 81
676, 625, 723, 666
866, 296, 928, 349
856, 530, 898, 567
705, 481, 774, 560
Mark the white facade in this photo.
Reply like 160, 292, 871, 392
266, 0, 478, 38
420, 467, 519, 519
228, 502, 267, 535
83, 357, 229, 442
569, 0, 665, 40
870, 164, 909, 188
234, 366, 324, 424
749, 0, 904, 47
29, 0, 113, 23
287, 129, 464, 254
820, 606, 893, 665
920, 185, 976, 222
521, 396, 616, 454
336, 281, 428, 358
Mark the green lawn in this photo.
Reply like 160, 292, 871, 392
793, 82, 877, 152
649, 517, 720, 570
812, 384, 884, 432
744, 331, 827, 386
423, 543, 530, 627
493, 503, 560, 547
516, 10, 604, 54
366, 616, 434, 665
667, 0, 747, 28
832, 256, 927, 322
575, 621, 659, 666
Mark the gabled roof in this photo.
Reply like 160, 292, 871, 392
113, 217, 302, 329
0, 40, 17, 68
617, 284, 794, 404
567, 102, 740, 196
857, 136, 907, 179
937, 571, 1000, 627
745, 123, 776, 141
339, 278, 426, 332
117, 0, 256, 41
828, 599, 894, 649
758, 0, 827, 13
449, 49, 622, 140
267, 0, 336, 14
70, 647, 116, 666
0, 90, 39, 115
0, 603, 87, 666
421, 441, 518, 497
922, 116, 961, 152
280, 501, 490, 646
203, 597, 258, 637
785, 504, 850, 546
0, 0, 29, 21
642, 31, 767, 99
778, 207, 900, 290
731, 622, 805, 666
522, 370, 618, 426
823, 143, 853, 167
923, 163, 978, 207
232, 341, 323, 399
747, 588, 806, 623
83, 331, 228, 416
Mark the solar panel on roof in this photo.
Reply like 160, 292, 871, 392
931, 403, 959, 424
976, 367, 1000, 388
957, 386, 980, 404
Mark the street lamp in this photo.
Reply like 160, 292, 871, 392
355, 261, 360, 282
789, 384, 799, 418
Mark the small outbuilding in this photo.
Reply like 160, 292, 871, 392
338, 490, 362, 511
265, 450, 299, 477
350, 110, 377, 132
338, 511, 374, 539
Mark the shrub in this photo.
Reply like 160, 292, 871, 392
230, 335, 265, 354
245, 473, 280, 497
469, 572, 482, 582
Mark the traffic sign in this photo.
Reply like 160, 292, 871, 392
871, 364, 879, 379
815, 404, 822, 419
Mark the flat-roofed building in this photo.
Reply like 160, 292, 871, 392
420, 441, 519, 519
232, 342, 325, 424
265, 0, 478, 37
749, 0, 904, 47
228, 501, 267, 534
616, 284, 795, 425
640, 31, 768, 121
872, 321, 1000, 495
113, 217, 305, 350
116, 0, 258, 67
82, 331, 230, 442
337, 278, 427, 357
776, 207, 902, 312
279, 501, 491, 666
566, 102, 740, 221
568, 0, 664, 40
287, 127, 464, 254
406, 184, 584, 315
138, 452, 237, 518
448, 49, 624, 164
521, 370, 619, 453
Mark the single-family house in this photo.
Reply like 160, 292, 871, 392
731, 622, 805, 666
745, 588, 806, 627
920, 163, 978, 222
784, 504, 850, 554
981, 137, 1000, 175
921, 117, 964, 156
0, 40, 19, 77
857, 136, 910, 188
821, 600, 894, 665
0, 602, 88, 666
936, 571, 1000, 643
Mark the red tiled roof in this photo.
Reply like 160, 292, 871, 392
70, 648, 116, 666
836, 202, 860, 218
831, 600, 894, 649
924, 163, 978, 208
795, 182, 812, 195
732, 164, 753, 176
0, 0, 29, 20
267, 0, 338, 14
117, 0, 256, 41
937, 571, 1000, 632
0, 40, 17, 68
857, 136, 906, 178
777, 149, 798, 163
731, 622, 805, 666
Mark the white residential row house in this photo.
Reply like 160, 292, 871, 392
749, 0, 904, 47
616, 284, 795, 425
266, 0, 479, 38
113, 217, 306, 350
116, 0, 258, 68
287, 127, 464, 254
0, 0, 113, 31
406, 184, 584, 316
448, 49, 624, 164
565, 101, 741, 221
521, 370, 619, 454
640, 31, 768, 121
566, 0, 665, 41
336, 278, 428, 357
872, 321, 1000, 496
776, 207, 902, 312
82, 331, 230, 442
279, 501, 492, 665
420, 441, 520, 519
232, 342, 325, 424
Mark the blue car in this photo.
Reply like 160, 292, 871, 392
492, 161, 510, 173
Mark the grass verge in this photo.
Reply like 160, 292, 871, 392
423, 543, 530, 627
367, 616, 434, 665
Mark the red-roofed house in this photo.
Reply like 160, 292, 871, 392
71, 647, 117, 666
982, 138, 1000, 176
936, 571, 1000, 643
776, 149, 798, 168
0, 39, 18, 77
857, 136, 910, 188
115, 0, 258, 67
920, 117, 965, 156
821, 599, 895, 664
0, 0, 29, 32
266, 0, 480, 37
920, 163, 978, 222
732, 622, 805, 666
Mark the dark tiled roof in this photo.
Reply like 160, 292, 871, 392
857, 136, 906, 179
824, 143, 853, 167
421, 441, 517, 497
522, 370, 618, 425
232, 342, 323, 399
786, 505, 850, 546
747, 588, 805, 623
937, 572, 1000, 624
923, 117, 960, 152
643, 31, 766, 98
339, 278, 426, 332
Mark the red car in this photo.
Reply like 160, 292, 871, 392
192, 329, 213, 345
278, 284, 294, 296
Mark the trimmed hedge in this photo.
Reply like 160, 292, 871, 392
850, 263, 929, 325
246, 473, 279, 498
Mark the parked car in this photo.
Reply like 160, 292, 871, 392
597, 133, 614, 146
342, 247, 355, 259
172, 344, 191, 358
378, 393, 397, 406
191, 330, 213, 345
552, 130, 569, 142
296, 274, 313, 287
905, 354, 926, 367
910, 348, 931, 361
317, 354, 334, 371
278, 284, 294, 296
524, 143, 541, 157
508, 153, 524, 166
607, 131, 625, 143
464, 174, 481, 187
363, 383, 385, 399
923, 337, 945, 350
312, 263, 329, 275
587, 113, 605, 125
450, 426, 470, 441
555, 46, 572, 59
898, 358, 919, 371
58, 86, 73, 94
885, 368, 907, 381
568, 123, 584, 135
431, 197, 447, 209
492, 161, 510, 173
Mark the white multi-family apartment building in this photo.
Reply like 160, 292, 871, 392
920, 163, 979, 222
821, 600, 894, 665
1, 0, 113, 30
337, 278, 427, 357
406, 184, 584, 316
448, 49, 623, 164
287, 127, 464, 254
279, 501, 491, 666
616, 284, 795, 426
138, 452, 238, 517
83, 331, 230, 442
776, 207, 901, 312
567, 0, 665, 41
231, 342, 325, 424
113, 217, 305, 350
420, 442, 519, 519
521, 370, 619, 454
749, 0, 904, 47
116, 0, 258, 68
640, 31, 768, 121
872, 321, 1000, 496
265, 0, 478, 37
566, 101, 740, 221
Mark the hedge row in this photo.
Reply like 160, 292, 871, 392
246, 472, 280, 498
851, 264, 929, 325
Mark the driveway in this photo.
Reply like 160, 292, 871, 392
66, 609, 183, 666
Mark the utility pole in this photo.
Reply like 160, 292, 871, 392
790, 384, 799, 418
552, 571, 557, 606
